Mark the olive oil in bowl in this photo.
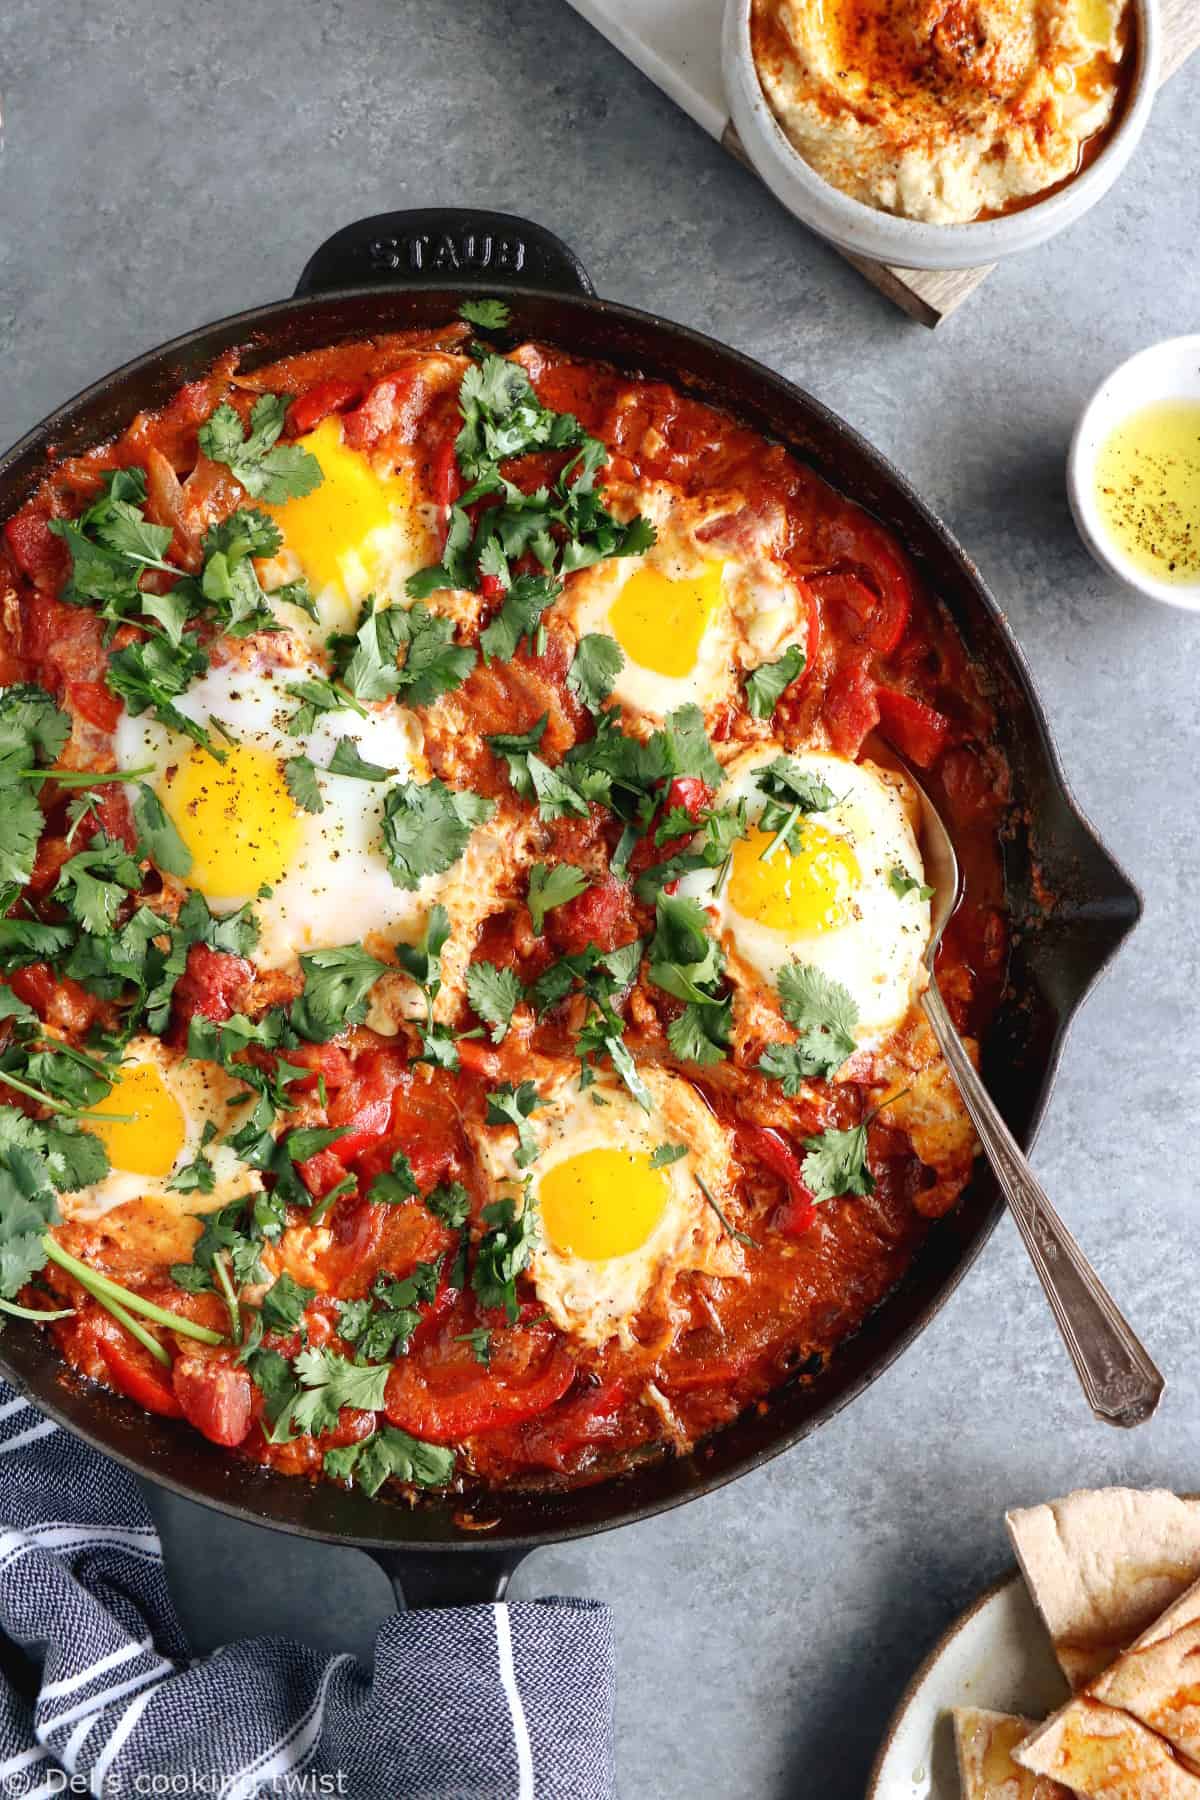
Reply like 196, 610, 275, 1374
1093, 400, 1200, 586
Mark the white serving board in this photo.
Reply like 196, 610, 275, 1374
564, 0, 1200, 327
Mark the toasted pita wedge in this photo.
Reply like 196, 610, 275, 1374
1007, 1490, 1200, 1687
1016, 1696, 1200, 1799
954, 1708, 1075, 1798
1083, 1572, 1200, 1770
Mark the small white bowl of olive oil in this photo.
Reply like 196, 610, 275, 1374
1068, 336, 1200, 609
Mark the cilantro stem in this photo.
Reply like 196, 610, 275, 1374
212, 1251, 242, 1345
696, 1175, 759, 1250
0, 1068, 133, 1123
42, 1239, 225, 1345
97, 1293, 172, 1368
0, 1296, 75, 1323
759, 805, 800, 865
18, 765, 155, 787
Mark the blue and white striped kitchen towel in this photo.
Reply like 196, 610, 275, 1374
0, 1383, 616, 1798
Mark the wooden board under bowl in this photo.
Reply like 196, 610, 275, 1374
563, 0, 1200, 326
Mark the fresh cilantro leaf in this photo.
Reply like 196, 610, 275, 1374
486, 715, 548, 799
459, 298, 511, 331
366, 1150, 419, 1206
425, 1181, 470, 1229
646, 892, 724, 1004
337, 1258, 442, 1361
284, 755, 324, 814
53, 836, 141, 935
106, 633, 216, 755
0, 684, 71, 766
0, 787, 45, 894
334, 600, 476, 708
486, 1082, 546, 1168
261, 1271, 315, 1333
757, 755, 836, 829
770, 962, 859, 1080
380, 779, 494, 891
526, 862, 588, 935
455, 1325, 493, 1366
479, 573, 560, 663
649, 1142, 687, 1170
527, 754, 589, 822
472, 1191, 538, 1323
324, 1424, 454, 1494
199, 396, 323, 504
168, 1120, 219, 1194
327, 739, 397, 782
465, 961, 522, 1044
567, 634, 625, 711
603, 1033, 653, 1112
283, 1124, 351, 1163
285, 675, 366, 735
743, 644, 806, 719
887, 865, 934, 902
170, 1262, 213, 1295
392, 905, 460, 1070
131, 782, 193, 877
801, 1121, 875, 1204
289, 944, 389, 1042
667, 998, 732, 1067
289, 1345, 391, 1437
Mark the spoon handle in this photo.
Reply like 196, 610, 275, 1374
920, 980, 1165, 1428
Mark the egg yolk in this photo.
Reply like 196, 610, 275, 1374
263, 416, 405, 602
88, 1062, 186, 1177
729, 823, 860, 933
539, 1147, 671, 1260
608, 563, 725, 678
159, 744, 303, 901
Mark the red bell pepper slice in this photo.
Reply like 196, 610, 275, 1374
92, 1319, 182, 1419
385, 1317, 575, 1443
741, 1124, 817, 1236
172, 1355, 253, 1447
286, 378, 363, 438
824, 657, 880, 758
875, 687, 951, 769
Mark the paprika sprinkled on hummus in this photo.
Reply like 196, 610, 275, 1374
751, 0, 1134, 224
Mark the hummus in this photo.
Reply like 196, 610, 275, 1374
751, 0, 1131, 225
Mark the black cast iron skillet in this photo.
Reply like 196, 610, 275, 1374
0, 209, 1142, 1610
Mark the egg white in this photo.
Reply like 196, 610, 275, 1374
559, 482, 811, 726
472, 1063, 743, 1352
117, 651, 453, 972
59, 1035, 262, 1221
681, 743, 932, 1046
254, 416, 437, 646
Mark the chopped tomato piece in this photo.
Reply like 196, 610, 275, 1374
91, 1318, 182, 1419
385, 1313, 575, 1443
286, 378, 363, 438
480, 572, 505, 601
663, 776, 711, 822
545, 871, 637, 957
172, 1355, 253, 1447
429, 430, 462, 516
170, 944, 252, 1033
280, 1041, 354, 1094
824, 656, 880, 758
298, 1147, 351, 1201
64, 679, 122, 734
875, 687, 951, 769
341, 369, 427, 450
3, 504, 68, 591
9, 963, 100, 1036
93, 782, 136, 849
326, 1048, 408, 1164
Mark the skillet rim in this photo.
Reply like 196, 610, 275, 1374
0, 279, 1143, 1560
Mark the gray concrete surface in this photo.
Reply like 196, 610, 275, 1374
1, 2, 1197, 1795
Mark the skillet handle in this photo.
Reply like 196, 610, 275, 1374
294, 208, 595, 299
367, 1546, 530, 1610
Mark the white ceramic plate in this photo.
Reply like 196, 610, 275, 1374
866, 1572, 1071, 1800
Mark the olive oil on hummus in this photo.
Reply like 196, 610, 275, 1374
751, 0, 1133, 224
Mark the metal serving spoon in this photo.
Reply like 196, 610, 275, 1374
906, 762, 1165, 1429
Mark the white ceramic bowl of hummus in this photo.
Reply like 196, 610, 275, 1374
723, 0, 1160, 271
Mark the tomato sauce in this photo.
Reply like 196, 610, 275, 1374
0, 325, 1009, 1496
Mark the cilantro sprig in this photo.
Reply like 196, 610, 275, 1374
757, 962, 859, 1093
198, 395, 323, 504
